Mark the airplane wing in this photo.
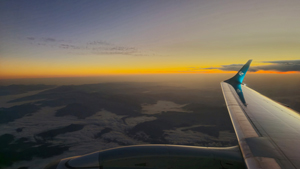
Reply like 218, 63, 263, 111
221, 60, 300, 169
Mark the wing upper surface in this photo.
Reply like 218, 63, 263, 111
221, 81, 300, 169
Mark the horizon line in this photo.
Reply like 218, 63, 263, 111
1, 71, 299, 80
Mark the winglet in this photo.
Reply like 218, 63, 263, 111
224, 60, 252, 106
225, 59, 252, 84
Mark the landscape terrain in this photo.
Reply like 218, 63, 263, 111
0, 74, 299, 169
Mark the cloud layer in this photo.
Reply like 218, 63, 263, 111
202, 60, 300, 72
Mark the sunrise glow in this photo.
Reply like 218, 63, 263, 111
1, 1, 300, 79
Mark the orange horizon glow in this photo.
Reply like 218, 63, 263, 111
1, 70, 299, 80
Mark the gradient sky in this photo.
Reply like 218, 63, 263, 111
1, 0, 300, 79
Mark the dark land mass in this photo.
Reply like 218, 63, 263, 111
5, 83, 233, 145
10, 85, 145, 119
35, 124, 85, 141
128, 119, 171, 143
103, 137, 132, 146
1, 83, 236, 147
127, 104, 234, 144
56, 103, 95, 119
16, 127, 24, 132
94, 127, 112, 139
8, 83, 225, 120
0, 134, 69, 168
73, 82, 160, 95
0, 104, 40, 124
1, 81, 299, 168
0, 84, 55, 96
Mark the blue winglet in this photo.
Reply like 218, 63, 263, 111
224, 60, 252, 106
225, 59, 252, 84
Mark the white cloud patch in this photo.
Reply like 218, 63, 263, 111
125, 116, 157, 127
141, 100, 191, 115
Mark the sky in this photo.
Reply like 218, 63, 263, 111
0, 0, 300, 79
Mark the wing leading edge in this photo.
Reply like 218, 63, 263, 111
221, 60, 300, 169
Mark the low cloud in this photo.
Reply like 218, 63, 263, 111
261, 60, 300, 65
201, 60, 300, 72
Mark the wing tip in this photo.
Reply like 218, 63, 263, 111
223, 60, 252, 106
224, 59, 252, 84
